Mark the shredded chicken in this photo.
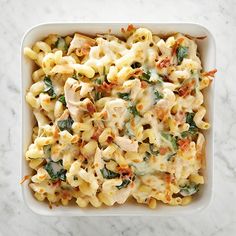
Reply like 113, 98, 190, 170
67, 33, 96, 55
114, 136, 138, 152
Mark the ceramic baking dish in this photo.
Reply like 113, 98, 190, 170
21, 22, 215, 216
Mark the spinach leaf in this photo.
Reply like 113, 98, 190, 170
177, 46, 188, 64
179, 183, 199, 196
55, 37, 68, 51
43, 145, 51, 159
149, 144, 159, 156
118, 92, 130, 101
57, 116, 74, 134
143, 151, 151, 161
100, 166, 120, 179
140, 70, 151, 83
167, 153, 176, 161
44, 161, 67, 181
131, 62, 141, 69
95, 78, 103, 85
116, 179, 131, 190
186, 112, 195, 126
161, 133, 178, 151
154, 90, 164, 101
43, 76, 56, 99
58, 95, 66, 106
128, 104, 140, 116
94, 91, 103, 101
181, 112, 198, 137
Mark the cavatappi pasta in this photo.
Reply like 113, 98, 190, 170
23, 25, 216, 209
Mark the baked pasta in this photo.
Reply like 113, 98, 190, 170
23, 25, 216, 209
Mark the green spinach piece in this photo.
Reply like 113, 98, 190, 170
116, 179, 131, 190
43, 76, 56, 99
100, 166, 120, 179
161, 133, 178, 151
143, 152, 151, 161
141, 70, 151, 83
167, 153, 176, 161
57, 116, 74, 134
177, 46, 188, 64
58, 95, 66, 106
179, 183, 199, 196
149, 144, 159, 156
128, 104, 140, 116
55, 37, 68, 51
181, 112, 198, 137
154, 90, 164, 102
43, 145, 51, 159
44, 160, 67, 181
118, 92, 130, 101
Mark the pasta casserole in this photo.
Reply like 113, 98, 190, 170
23, 25, 216, 209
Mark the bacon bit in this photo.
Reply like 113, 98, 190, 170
106, 136, 114, 144
86, 102, 96, 115
155, 107, 168, 121
130, 68, 143, 77
141, 80, 148, 89
97, 82, 114, 93
117, 166, 132, 178
20, 175, 31, 184
202, 69, 217, 77
92, 127, 103, 141
53, 127, 59, 140
159, 147, 169, 155
172, 38, 184, 56
178, 138, 191, 151
178, 80, 195, 97
121, 24, 136, 33
165, 192, 171, 202
157, 57, 171, 69
102, 111, 108, 119
61, 190, 72, 200
52, 180, 61, 188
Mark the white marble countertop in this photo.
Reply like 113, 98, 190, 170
0, 0, 235, 235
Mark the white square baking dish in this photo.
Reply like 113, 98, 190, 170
21, 22, 215, 216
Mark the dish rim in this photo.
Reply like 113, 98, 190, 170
21, 22, 216, 216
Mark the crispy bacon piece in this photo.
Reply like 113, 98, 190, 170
141, 80, 148, 89
20, 175, 31, 184
130, 68, 143, 77
121, 24, 136, 33
117, 166, 132, 178
202, 69, 217, 77
159, 147, 169, 155
91, 127, 103, 141
86, 102, 96, 115
52, 180, 61, 188
155, 107, 168, 121
178, 80, 195, 97
97, 82, 114, 93
172, 38, 184, 56
157, 57, 171, 69
178, 138, 191, 151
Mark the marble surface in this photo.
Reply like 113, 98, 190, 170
0, 0, 235, 235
